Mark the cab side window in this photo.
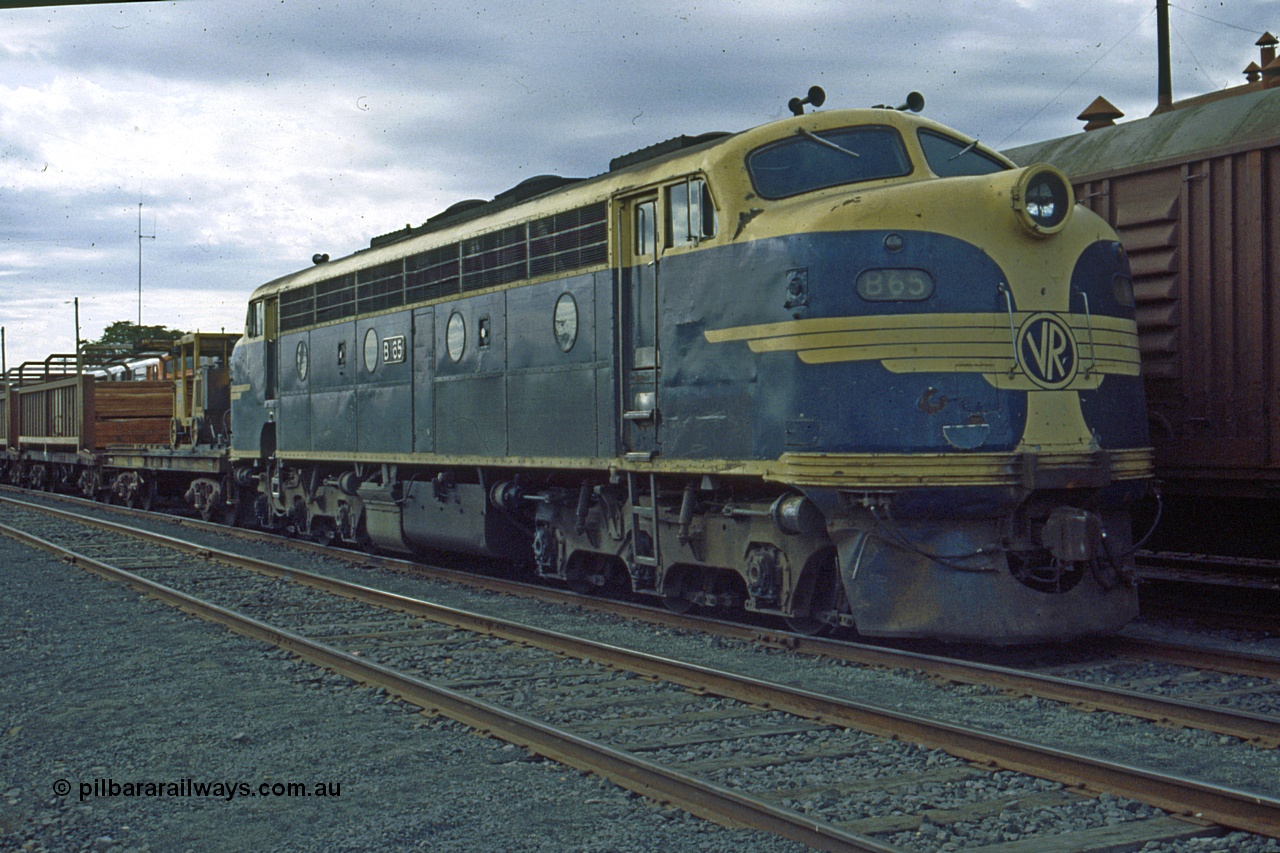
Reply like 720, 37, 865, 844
245, 301, 265, 338
665, 177, 715, 246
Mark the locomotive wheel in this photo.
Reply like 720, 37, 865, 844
565, 553, 601, 595
197, 489, 227, 522
309, 516, 337, 547
218, 478, 240, 526
287, 496, 307, 536
660, 569, 694, 614
785, 552, 842, 636
662, 593, 693, 614
140, 480, 156, 512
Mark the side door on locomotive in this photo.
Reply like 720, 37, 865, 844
614, 176, 721, 464
616, 193, 662, 461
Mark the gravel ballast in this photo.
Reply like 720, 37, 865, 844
0, 533, 807, 853
5, 498, 1280, 852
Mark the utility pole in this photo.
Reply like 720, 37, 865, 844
1155, 0, 1173, 113
138, 199, 155, 332
75, 298, 82, 374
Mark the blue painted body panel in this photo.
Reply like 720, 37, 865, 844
356, 313, 413, 454
239, 228, 1143, 470
657, 230, 1027, 459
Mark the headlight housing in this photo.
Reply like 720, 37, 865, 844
1013, 165, 1072, 236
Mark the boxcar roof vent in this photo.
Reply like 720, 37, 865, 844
1078, 96, 1124, 131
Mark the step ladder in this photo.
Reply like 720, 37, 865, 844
626, 471, 660, 588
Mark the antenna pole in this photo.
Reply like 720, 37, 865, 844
138, 199, 156, 333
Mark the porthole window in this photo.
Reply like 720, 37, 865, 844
363, 328, 379, 372
446, 311, 466, 362
554, 293, 578, 353
295, 340, 309, 380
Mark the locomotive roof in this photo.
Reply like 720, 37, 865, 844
1003, 87, 1280, 179
247, 107, 1002, 303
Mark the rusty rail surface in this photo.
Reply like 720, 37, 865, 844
4, 490, 1280, 740
4, 497, 1280, 839
6, 491, 1280, 743
0, 517, 896, 853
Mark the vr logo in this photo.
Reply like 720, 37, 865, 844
1017, 313, 1078, 389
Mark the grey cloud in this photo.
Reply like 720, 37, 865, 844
1, 0, 1273, 368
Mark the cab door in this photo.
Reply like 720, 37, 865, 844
263, 296, 279, 401
618, 195, 660, 459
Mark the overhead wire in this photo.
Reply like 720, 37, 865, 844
995, 7, 1154, 148
1167, 4, 1264, 35
998, 1, 1268, 149
1171, 19, 1223, 91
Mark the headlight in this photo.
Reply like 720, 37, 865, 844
1013, 165, 1072, 236
856, 268, 935, 301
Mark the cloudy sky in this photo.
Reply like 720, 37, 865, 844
1, 0, 1272, 370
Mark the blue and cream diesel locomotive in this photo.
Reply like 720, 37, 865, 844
227, 90, 1153, 642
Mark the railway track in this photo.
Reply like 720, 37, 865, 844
1137, 551, 1280, 591
4, 496, 1280, 849
1136, 550, 1280, 633
7, 489, 1280, 744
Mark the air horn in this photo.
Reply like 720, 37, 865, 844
788, 86, 826, 116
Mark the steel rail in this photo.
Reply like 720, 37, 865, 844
0, 519, 896, 853
5, 493, 1280, 740
9, 490, 1280, 677
5, 494, 1280, 744
4, 500, 1280, 837
1111, 635, 1280, 682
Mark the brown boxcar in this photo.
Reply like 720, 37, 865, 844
1007, 89, 1279, 494
1005, 45, 1280, 550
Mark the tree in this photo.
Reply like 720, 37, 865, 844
86, 320, 187, 354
